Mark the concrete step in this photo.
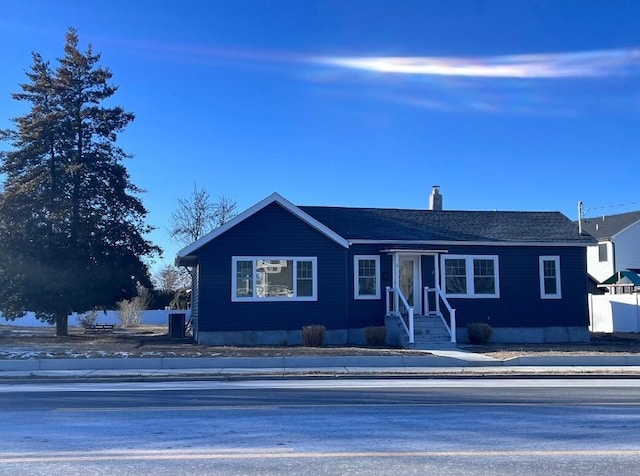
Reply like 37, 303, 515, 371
403, 333, 452, 343
408, 342, 458, 350
388, 313, 454, 347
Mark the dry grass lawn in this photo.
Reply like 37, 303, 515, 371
2, 325, 640, 360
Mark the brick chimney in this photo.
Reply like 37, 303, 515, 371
429, 185, 442, 211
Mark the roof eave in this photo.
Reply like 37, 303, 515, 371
348, 239, 595, 247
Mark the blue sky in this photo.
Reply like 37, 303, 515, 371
1, 0, 639, 272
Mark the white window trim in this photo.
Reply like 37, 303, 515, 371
232, 257, 318, 302
354, 255, 381, 300
539, 256, 562, 299
440, 255, 500, 299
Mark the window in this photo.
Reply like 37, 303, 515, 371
598, 243, 608, 262
354, 255, 380, 299
539, 256, 561, 299
232, 257, 317, 301
441, 255, 500, 298
444, 258, 467, 295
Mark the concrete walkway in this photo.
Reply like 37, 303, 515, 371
2, 348, 640, 380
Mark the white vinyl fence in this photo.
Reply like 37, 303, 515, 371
0, 310, 190, 328
589, 294, 640, 333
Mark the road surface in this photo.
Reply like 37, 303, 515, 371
1, 378, 639, 475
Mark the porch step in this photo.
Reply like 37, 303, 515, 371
400, 315, 453, 346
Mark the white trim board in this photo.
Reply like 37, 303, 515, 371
350, 239, 592, 247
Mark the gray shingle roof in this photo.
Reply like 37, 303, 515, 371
299, 206, 594, 244
580, 211, 640, 239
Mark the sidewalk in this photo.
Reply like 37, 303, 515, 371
2, 349, 640, 381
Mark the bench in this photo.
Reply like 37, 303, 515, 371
84, 324, 116, 333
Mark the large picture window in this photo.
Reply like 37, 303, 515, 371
354, 255, 381, 299
441, 255, 500, 298
539, 256, 561, 299
232, 257, 317, 301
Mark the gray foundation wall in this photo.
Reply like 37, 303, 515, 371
463, 326, 591, 344
197, 328, 370, 346
197, 322, 590, 346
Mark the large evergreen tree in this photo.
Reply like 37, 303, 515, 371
0, 28, 158, 336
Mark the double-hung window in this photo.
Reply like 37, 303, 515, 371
232, 257, 317, 301
354, 255, 380, 299
539, 256, 561, 299
441, 255, 500, 298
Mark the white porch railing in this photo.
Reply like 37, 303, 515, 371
424, 286, 457, 343
385, 286, 414, 344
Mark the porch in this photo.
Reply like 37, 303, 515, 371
385, 286, 457, 349
382, 250, 457, 348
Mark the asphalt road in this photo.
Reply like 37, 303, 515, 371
1, 378, 640, 475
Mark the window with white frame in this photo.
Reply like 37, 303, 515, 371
232, 257, 317, 301
539, 256, 561, 299
441, 255, 500, 298
354, 255, 380, 299
598, 243, 608, 262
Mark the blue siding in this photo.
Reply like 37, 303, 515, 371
432, 245, 589, 328
191, 265, 200, 335
345, 244, 589, 330
193, 203, 348, 332
192, 204, 589, 335
347, 245, 393, 328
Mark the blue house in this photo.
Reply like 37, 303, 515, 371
176, 190, 595, 346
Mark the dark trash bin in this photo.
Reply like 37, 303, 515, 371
169, 313, 186, 339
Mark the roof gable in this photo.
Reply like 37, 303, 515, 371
177, 193, 349, 259
580, 211, 640, 239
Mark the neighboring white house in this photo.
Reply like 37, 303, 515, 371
581, 211, 640, 283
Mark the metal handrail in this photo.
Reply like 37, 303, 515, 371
424, 286, 457, 343
385, 286, 414, 344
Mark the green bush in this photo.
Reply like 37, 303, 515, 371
364, 326, 387, 346
302, 325, 326, 347
467, 323, 493, 345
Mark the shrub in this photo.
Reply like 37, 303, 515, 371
467, 322, 493, 345
364, 326, 387, 346
278, 338, 289, 347
117, 286, 151, 328
78, 309, 99, 328
302, 325, 326, 347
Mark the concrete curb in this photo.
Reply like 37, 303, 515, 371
3, 354, 640, 373
505, 355, 640, 366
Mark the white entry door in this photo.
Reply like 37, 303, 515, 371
398, 255, 421, 314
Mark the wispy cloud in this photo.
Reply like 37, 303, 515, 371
317, 49, 640, 79
106, 39, 640, 115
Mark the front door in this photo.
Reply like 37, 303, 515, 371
398, 255, 421, 314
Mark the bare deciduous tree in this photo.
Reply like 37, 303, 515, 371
169, 182, 237, 246
216, 195, 238, 227
153, 264, 191, 293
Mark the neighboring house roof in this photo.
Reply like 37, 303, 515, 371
600, 270, 640, 287
300, 206, 593, 244
176, 192, 594, 264
580, 211, 640, 240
